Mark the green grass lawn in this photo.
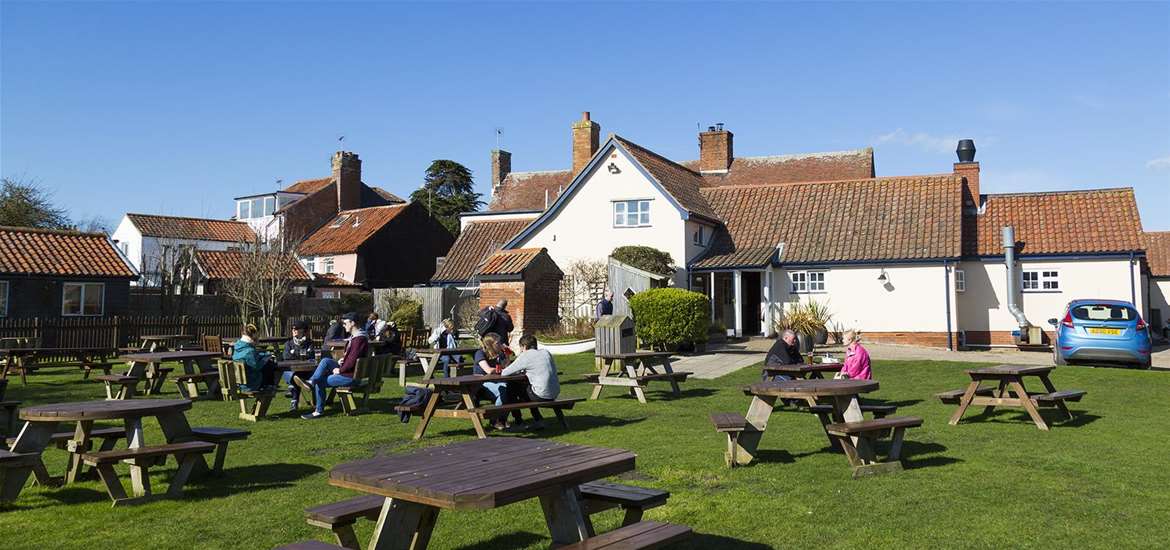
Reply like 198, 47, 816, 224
2, 354, 1168, 549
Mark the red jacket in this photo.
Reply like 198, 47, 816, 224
339, 334, 369, 376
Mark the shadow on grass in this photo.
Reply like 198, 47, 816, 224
682, 534, 776, 549
863, 398, 924, 409
749, 448, 797, 464
452, 531, 546, 550
964, 408, 1102, 428
429, 414, 648, 438
186, 462, 324, 498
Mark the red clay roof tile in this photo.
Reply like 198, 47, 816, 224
0, 226, 136, 278
298, 204, 411, 256
681, 149, 875, 187
964, 188, 1143, 257
1146, 232, 1170, 278
431, 219, 532, 283
194, 249, 311, 281
126, 213, 255, 243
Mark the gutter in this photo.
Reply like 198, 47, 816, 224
1130, 251, 1137, 305
944, 260, 954, 351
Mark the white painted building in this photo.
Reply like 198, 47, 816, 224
1144, 231, 1170, 338
111, 214, 256, 287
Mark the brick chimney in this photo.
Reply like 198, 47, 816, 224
571, 111, 600, 175
699, 124, 733, 173
333, 151, 362, 211
491, 149, 511, 197
953, 139, 980, 209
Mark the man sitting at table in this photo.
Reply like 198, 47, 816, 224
281, 319, 317, 410
500, 334, 561, 430
764, 329, 804, 382
302, 312, 368, 419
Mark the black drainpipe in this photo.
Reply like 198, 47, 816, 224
944, 260, 954, 351
1129, 252, 1137, 305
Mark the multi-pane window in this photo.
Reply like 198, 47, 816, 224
322, 257, 335, 274
237, 200, 251, 219
303, 258, 316, 274
62, 282, 104, 316
790, 271, 826, 293
613, 200, 651, 227
0, 281, 8, 316
693, 225, 705, 245
955, 269, 966, 292
1022, 270, 1059, 291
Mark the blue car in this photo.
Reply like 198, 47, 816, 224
1048, 299, 1152, 369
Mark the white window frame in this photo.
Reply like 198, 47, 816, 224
322, 257, 335, 274
789, 270, 826, 294
1022, 269, 1060, 292
320, 290, 340, 299
612, 199, 651, 228
0, 280, 8, 317
62, 282, 105, 317
955, 269, 966, 292
237, 200, 251, 219
263, 196, 275, 216
693, 225, 705, 246
303, 258, 316, 274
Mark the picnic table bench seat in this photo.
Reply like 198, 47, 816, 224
190, 426, 251, 474
94, 374, 142, 400
81, 440, 216, 506
6, 426, 125, 486
0, 400, 19, 438
560, 521, 693, 550
304, 494, 386, 549
80, 361, 118, 379
0, 449, 40, 468
823, 415, 924, 479
579, 480, 670, 526
274, 541, 346, 550
1032, 390, 1087, 403
470, 397, 585, 429
173, 371, 220, 400
709, 412, 749, 467
935, 387, 997, 404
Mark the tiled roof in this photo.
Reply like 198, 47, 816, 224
488, 170, 573, 211
613, 136, 718, 220
479, 248, 545, 276
681, 148, 875, 187
298, 204, 411, 256
0, 226, 136, 278
126, 213, 255, 243
692, 175, 964, 268
431, 219, 532, 283
1147, 232, 1170, 278
312, 273, 359, 287
963, 188, 1143, 257
282, 178, 332, 195
194, 249, 311, 281
368, 187, 406, 204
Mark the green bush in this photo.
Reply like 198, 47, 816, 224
389, 300, 424, 330
611, 245, 674, 276
628, 288, 710, 348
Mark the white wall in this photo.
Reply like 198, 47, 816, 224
302, 253, 359, 283
111, 215, 143, 272
1149, 278, 1170, 331
514, 145, 689, 286
956, 257, 1141, 333
684, 220, 717, 265
772, 263, 956, 334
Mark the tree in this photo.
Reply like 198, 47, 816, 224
408, 160, 482, 235
155, 239, 199, 315
0, 178, 70, 229
611, 245, 675, 276
220, 239, 303, 336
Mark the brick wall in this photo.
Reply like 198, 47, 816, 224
860, 330, 1052, 349
479, 260, 563, 341
699, 129, 733, 172
480, 281, 524, 342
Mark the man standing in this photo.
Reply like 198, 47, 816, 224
302, 312, 368, 419
595, 289, 614, 320
476, 299, 514, 345
764, 329, 803, 381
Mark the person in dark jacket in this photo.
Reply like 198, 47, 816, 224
430, 318, 463, 377
380, 321, 402, 355
764, 329, 803, 381
595, 290, 614, 320
281, 319, 317, 410
302, 312, 368, 419
232, 324, 275, 391
323, 318, 346, 341
478, 299, 515, 345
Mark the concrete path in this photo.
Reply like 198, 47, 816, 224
671, 338, 1170, 380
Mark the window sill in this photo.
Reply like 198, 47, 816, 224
1022, 290, 1062, 294
613, 225, 652, 229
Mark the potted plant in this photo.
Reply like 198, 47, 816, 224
804, 299, 833, 345
780, 304, 819, 353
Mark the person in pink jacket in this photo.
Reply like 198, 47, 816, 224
835, 330, 872, 380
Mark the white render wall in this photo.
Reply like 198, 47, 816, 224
771, 263, 957, 335
956, 258, 1142, 333
112, 216, 238, 286
302, 253, 359, 283
1148, 278, 1170, 330
514, 145, 690, 286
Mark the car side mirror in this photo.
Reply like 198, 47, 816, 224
1047, 318, 1058, 326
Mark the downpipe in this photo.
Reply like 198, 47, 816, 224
1003, 226, 1034, 343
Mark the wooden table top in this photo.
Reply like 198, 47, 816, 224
762, 362, 843, 374
965, 364, 1054, 376
329, 438, 636, 510
119, 350, 223, 362
597, 351, 673, 360
140, 334, 194, 341
276, 359, 318, 373
421, 374, 528, 388
4, 347, 115, 355
747, 378, 879, 398
223, 336, 288, 345
416, 347, 480, 356
21, 398, 192, 421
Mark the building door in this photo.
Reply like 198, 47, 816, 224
712, 272, 735, 333
741, 271, 761, 336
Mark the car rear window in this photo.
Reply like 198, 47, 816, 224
1070, 304, 1138, 322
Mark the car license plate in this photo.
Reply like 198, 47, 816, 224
1088, 328, 1122, 335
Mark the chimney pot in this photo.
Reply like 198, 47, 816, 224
956, 139, 976, 163
582, 111, 590, 122
491, 149, 512, 195
333, 151, 362, 211
571, 112, 601, 175
698, 125, 734, 173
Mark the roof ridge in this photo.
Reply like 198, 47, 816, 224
508, 169, 571, 176
613, 135, 702, 176
338, 203, 409, 214
683, 148, 874, 165
0, 225, 106, 237
986, 187, 1134, 198
699, 174, 961, 192
127, 213, 246, 224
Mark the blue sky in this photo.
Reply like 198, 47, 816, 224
2, 1, 1168, 230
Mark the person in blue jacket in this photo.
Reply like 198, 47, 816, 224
232, 323, 275, 392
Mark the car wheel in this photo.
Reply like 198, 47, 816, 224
1053, 346, 1067, 366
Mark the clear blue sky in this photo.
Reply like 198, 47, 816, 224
3, 2, 1168, 229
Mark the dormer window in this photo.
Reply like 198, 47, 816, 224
693, 225, 705, 246
330, 214, 351, 228
236, 196, 276, 219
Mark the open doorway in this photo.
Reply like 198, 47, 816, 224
741, 271, 761, 336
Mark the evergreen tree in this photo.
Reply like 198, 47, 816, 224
409, 160, 482, 235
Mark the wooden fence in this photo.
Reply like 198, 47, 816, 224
0, 315, 334, 349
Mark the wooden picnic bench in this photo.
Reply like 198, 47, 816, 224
761, 361, 843, 381
407, 347, 478, 386
939, 364, 1087, 431
189, 426, 251, 474
1, 347, 119, 384
5, 425, 125, 485
137, 334, 195, 353
589, 351, 691, 404
222, 361, 276, 421
405, 374, 582, 439
825, 416, 924, 479
81, 440, 216, 506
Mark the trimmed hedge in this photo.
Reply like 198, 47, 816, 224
389, 300, 424, 330
611, 245, 674, 276
628, 288, 710, 348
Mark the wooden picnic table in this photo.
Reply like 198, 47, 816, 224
329, 437, 636, 548
411, 373, 530, 439
117, 350, 222, 397
762, 361, 843, 380
409, 347, 479, 385
590, 351, 691, 404
137, 334, 195, 353
1, 346, 118, 384
4, 398, 209, 505
731, 378, 879, 466
943, 364, 1086, 431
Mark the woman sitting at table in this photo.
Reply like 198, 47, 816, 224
232, 324, 276, 392
302, 312, 368, 420
281, 319, 317, 410
834, 330, 872, 380
474, 333, 522, 430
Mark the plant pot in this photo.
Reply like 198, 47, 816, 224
814, 328, 829, 345
542, 338, 596, 355
797, 332, 815, 353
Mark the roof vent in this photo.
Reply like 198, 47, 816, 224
956, 139, 976, 163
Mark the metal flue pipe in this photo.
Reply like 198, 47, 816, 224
1002, 226, 1030, 329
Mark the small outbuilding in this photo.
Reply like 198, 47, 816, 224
477, 248, 563, 340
